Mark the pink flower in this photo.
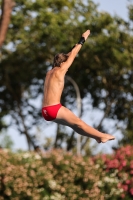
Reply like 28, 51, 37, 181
118, 166, 123, 171
117, 183, 121, 188
130, 164, 133, 169
125, 180, 131, 185
121, 185, 128, 192
130, 188, 133, 195
125, 150, 131, 156
122, 160, 127, 167
121, 193, 125, 198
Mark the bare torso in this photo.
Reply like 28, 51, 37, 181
42, 67, 65, 107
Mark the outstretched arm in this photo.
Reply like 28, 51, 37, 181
67, 30, 90, 56
61, 30, 90, 73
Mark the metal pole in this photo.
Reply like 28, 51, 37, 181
65, 76, 82, 155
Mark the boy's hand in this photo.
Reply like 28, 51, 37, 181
82, 30, 90, 40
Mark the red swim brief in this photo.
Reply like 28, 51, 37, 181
42, 104, 62, 121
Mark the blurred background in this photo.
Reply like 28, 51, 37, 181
0, 0, 133, 155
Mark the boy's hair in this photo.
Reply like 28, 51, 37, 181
52, 53, 68, 68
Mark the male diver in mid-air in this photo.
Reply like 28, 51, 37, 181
42, 30, 115, 143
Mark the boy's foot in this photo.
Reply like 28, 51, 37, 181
96, 134, 115, 143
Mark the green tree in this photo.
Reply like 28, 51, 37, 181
0, 0, 133, 152
0, 131, 14, 149
118, 1, 133, 146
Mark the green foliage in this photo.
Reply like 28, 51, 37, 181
1, 145, 133, 199
128, 4, 133, 21
0, 0, 133, 150
0, 131, 14, 149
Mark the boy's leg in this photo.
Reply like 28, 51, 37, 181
53, 106, 115, 143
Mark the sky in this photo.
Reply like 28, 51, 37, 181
5, 0, 130, 153
94, 0, 129, 20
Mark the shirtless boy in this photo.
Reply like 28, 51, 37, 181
42, 30, 115, 143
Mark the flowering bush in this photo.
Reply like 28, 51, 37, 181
0, 146, 133, 199
100, 145, 133, 200
0, 149, 105, 200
